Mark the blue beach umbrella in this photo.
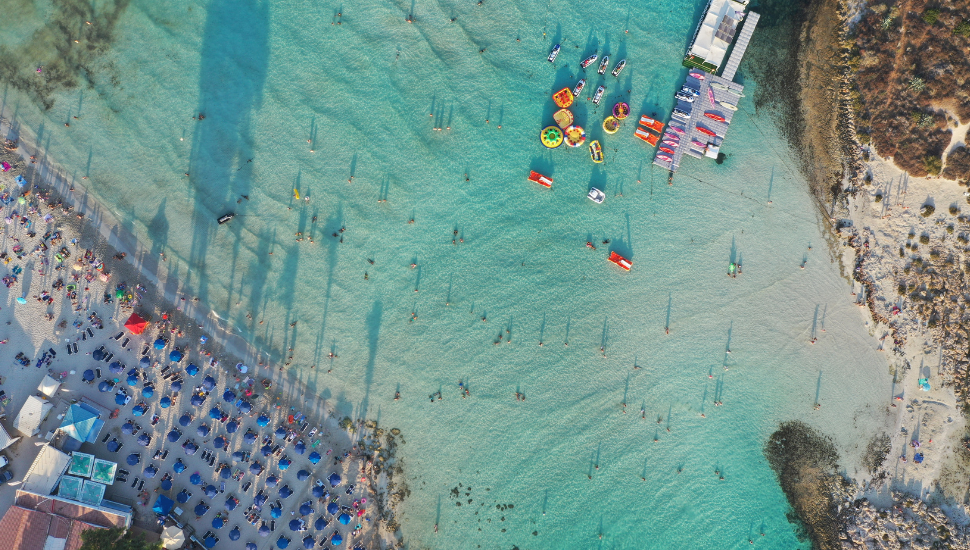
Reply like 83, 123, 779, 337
82, 369, 95, 381
275, 427, 287, 439
311, 486, 324, 498
297, 470, 310, 481
202, 375, 216, 391
168, 429, 182, 442
277, 536, 290, 549
212, 516, 224, 529
250, 462, 263, 475
270, 506, 282, 519
126, 374, 139, 387
225, 496, 238, 510
106, 440, 120, 452
338, 513, 350, 525
133, 404, 147, 416
171, 380, 182, 392
160, 396, 171, 408
122, 422, 135, 435
110, 361, 124, 374
288, 519, 303, 531
140, 357, 151, 368
154, 338, 166, 350
190, 473, 203, 485
259, 524, 271, 537
186, 364, 199, 376
302, 536, 314, 549
179, 414, 192, 426
299, 502, 313, 516
176, 490, 190, 503
327, 503, 339, 515
174, 459, 186, 473
144, 465, 158, 478
238, 401, 252, 414
214, 436, 226, 448
247, 543, 258, 550
170, 349, 183, 362
308, 452, 321, 464
114, 393, 128, 405
261, 444, 272, 457
195, 503, 209, 516
314, 516, 327, 530
98, 381, 112, 392
197, 424, 210, 437
279, 485, 292, 499
330, 532, 342, 546
254, 493, 267, 507
161, 477, 172, 491
152, 494, 174, 515
278, 458, 291, 470
92, 349, 105, 361
220, 465, 231, 479
243, 432, 257, 445
226, 420, 238, 433
209, 408, 223, 420
126, 454, 140, 466
205, 485, 218, 498
256, 414, 270, 427
191, 394, 205, 406
184, 441, 199, 455
137, 433, 152, 446
328, 473, 341, 487
204, 536, 216, 549
265, 475, 279, 488
223, 390, 236, 402
228, 527, 241, 541
293, 441, 306, 455
142, 386, 154, 398
232, 451, 246, 462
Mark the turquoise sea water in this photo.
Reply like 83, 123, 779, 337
1, 0, 896, 547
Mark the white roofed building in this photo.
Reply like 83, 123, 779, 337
684, 0, 749, 73
12, 395, 53, 437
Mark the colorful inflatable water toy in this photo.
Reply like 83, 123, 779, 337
602, 116, 620, 134
553, 109, 574, 129
528, 171, 553, 188
634, 127, 659, 146
541, 126, 564, 148
639, 116, 664, 132
553, 88, 574, 108
563, 125, 586, 148
293, 189, 300, 200
589, 140, 604, 163
612, 102, 630, 119
608, 251, 632, 271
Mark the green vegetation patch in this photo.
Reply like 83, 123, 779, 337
922, 9, 940, 25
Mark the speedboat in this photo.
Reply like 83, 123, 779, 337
217, 213, 235, 225
548, 44, 561, 63
580, 54, 598, 69
639, 116, 664, 132
528, 171, 553, 188
608, 251, 632, 271
674, 92, 695, 103
587, 187, 605, 204
634, 127, 659, 146
718, 101, 738, 111
659, 146, 675, 154
667, 125, 686, 134
697, 126, 717, 137
573, 78, 586, 97
588, 140, 604, 163
710, 82, 728, 91
689, 71, 705, 80
611, 59, 626, 77
597, 55, 610, 75
656, 154, 672, 162
591, 85, 605, 105
704, 112, 726, 122
662, 140, 678, 148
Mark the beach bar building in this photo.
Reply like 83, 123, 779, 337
12, 395, 53, 437
683, 0, 750, 73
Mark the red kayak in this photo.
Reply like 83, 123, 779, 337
704, 112, 726, 122
697, 126, 716, 137
659, 146, 675, 154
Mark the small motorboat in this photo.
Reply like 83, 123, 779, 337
548, 44, 561, 63
528, 171, 553, 188
689, 71, 705, 80
580, 54, 598, 69
573, 78, 586, 97
710, 82, 728, 91
638, 116, 664, 132
217, 213, 235, 225
667, 125, 686, 134
591, 85, 605, 105
697, 126, 717, 137
656, 154, 672, 162
662, 140, 678, 148
611, 59, 626, 77
634, 127, 659, 146
718, 101, 738, 111
587, 187, 605, 204
674, 92, 695, 103
608, 251, 632, 271
589, 140, 604, 163
704, 112, 726, 122
659, 146, 675, 154
597, 55, 610, 75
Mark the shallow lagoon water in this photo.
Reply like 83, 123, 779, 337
1, 0, 893, 547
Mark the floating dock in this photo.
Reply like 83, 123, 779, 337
653, 10, 760, 173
